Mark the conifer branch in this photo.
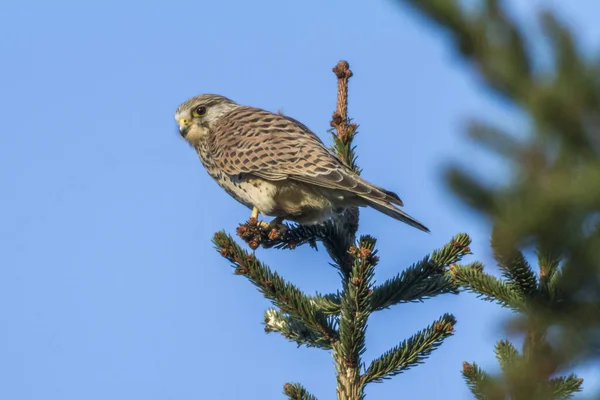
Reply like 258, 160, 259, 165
370, 257, 453, 310
335, 236, 379, 400
235, 218, 335, 251
451, 239, 584, 399
494, 340, 521, 374
465, 120, 525, 161
393, 0, 594, 396
213, 231, 338, 343
310, 292, 342, 315
234, 218, 357, 268
464, 340, 582, 400
431, 232, 472, 263
396, 0, 532, 104
491, 226, 538, 298
275, 231, 473, 316
264, 309, 333, 350
363, 314, 456, 384
536, 247, 561, 302
461, 361, 501, 400
322, 222, 357, 277
329, 60, 360, 243
546, 375, 583, 399
449, 263, 525, 310
330, 60, 359, 174
536, 247, 561, 283
371, 234, 470, 310
283, 382, 318, 400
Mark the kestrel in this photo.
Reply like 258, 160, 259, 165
175, 94, 429, 232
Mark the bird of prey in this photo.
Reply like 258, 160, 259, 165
175, 94, 429, 232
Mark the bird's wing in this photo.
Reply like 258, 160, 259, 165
278, 114, 355, 172
209, 106, 403, 206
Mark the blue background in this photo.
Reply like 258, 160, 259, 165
1, 0, 599, 398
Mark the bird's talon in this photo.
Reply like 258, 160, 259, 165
257, 221, 271, 230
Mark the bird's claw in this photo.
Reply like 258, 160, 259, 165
238, 216, 290, 249
258, 219, 288, 232
257, 221, 272, 230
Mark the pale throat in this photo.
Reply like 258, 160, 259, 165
185, 125, 210, 148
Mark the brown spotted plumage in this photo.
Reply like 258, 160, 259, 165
175, 94, 429, 232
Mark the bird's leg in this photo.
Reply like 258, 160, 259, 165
249, 206, 287, 231
250, 206, 271, 229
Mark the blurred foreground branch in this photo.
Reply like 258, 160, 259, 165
394, 0, 600, 397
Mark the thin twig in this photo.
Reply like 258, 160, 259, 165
331, 60, 354, 145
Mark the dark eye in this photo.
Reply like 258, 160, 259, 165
194, 106, 207, 116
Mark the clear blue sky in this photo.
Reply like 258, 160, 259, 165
1, 1, 599, 399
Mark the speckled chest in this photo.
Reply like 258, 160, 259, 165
195, 141, 278, 213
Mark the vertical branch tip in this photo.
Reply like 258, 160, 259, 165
331, 60, 353, 144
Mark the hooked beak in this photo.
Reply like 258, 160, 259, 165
178, 118, 191, 138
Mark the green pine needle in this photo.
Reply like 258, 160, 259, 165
461, 361, 500, 400
536, 246, 561, 299
371, 233, 471, 310
310, 292, 342, 315
329, 123, 360, 174
494, 340, 522, 374
283, 382, 318, 400
213, 231, 338, 343
363, 314, 456, 384
546, 374, 584, 399
370, 256, 454, 310
450, 263, 525, 310
431, 232, 472, 265
337, 236, 378, 371
491, 226, 538, 298
264, 308, 333, 350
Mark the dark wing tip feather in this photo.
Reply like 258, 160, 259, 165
381, 188, 404, 206
355, 176, 404, 206
362, 196, 430, 232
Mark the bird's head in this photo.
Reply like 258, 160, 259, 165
174, 94, 238, 146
